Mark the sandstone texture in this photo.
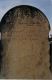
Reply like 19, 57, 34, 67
0, 5, 51, 79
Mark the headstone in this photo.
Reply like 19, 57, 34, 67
0, 5, 51, 78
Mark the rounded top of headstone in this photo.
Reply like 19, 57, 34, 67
0, 5, 50, 78
0, 5, 50, 31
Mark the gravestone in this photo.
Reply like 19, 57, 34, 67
0, 5, 51, 78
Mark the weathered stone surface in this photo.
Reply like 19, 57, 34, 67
0, 5, 51, 79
